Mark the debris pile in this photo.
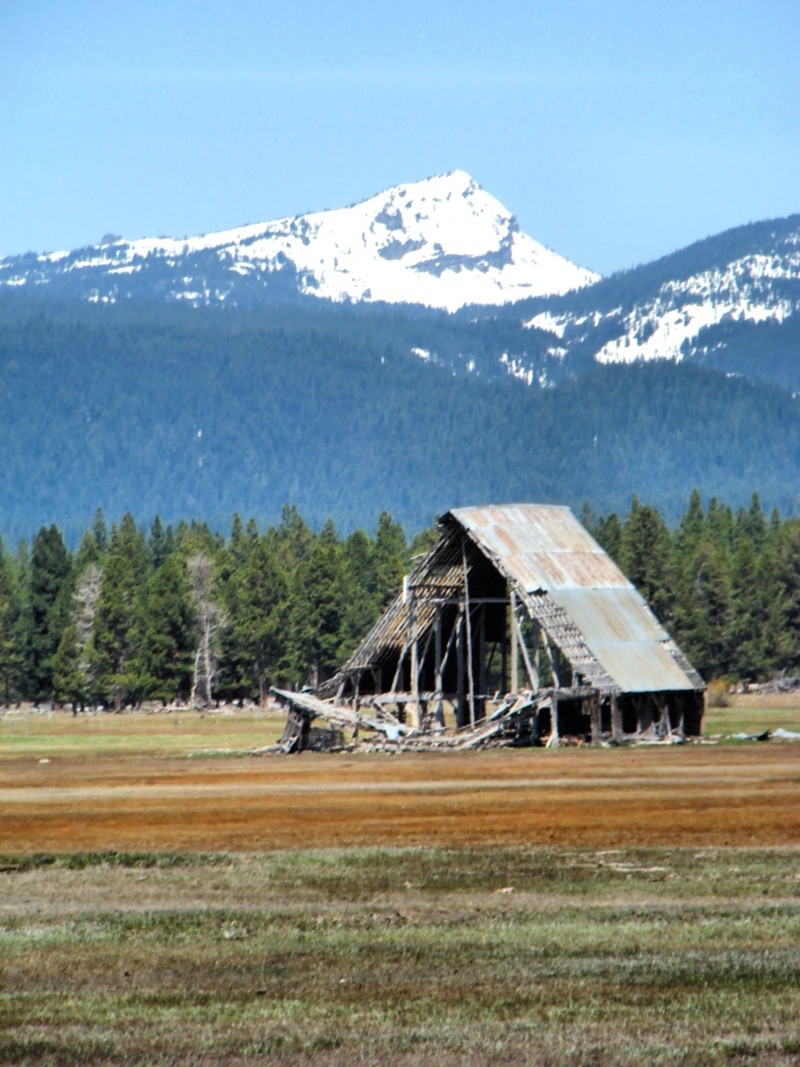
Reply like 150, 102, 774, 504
269, 686, 598, 754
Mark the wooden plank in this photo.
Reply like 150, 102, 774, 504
434, 604, 444, 728
270, 687, 413, 739
456, 608, 466, 728
462, 536, 476, 726
509, 589, 518, 694
514, 614, 539, 691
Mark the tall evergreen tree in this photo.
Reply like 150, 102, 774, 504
28, 525, 72, 699
287, 520, 344, 687
620, 498, 672, 620
135, 554, 195, 702
339, 528, 378, 660
90, 514, 149, 708
372, 511, 407, 610
673, 538, 732, 679
51, 623, 86, 710
0, 540, 23, 702
220, 534, 286, 702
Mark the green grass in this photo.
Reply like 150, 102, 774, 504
0, 708, 285, 758
3, 695, 800, 764
2, 847, 800, 1064
703, 701, 800, 736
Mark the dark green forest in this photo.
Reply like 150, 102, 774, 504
2, 300, 800, 544
1, 492, 799, 710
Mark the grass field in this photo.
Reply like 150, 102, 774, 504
1, 696, 799, 1064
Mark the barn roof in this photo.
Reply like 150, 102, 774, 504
448, 504, 701, 693
325, 503, 703, 699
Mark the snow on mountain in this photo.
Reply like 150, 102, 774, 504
0, 171, 598, 311
523, 215, 800, 386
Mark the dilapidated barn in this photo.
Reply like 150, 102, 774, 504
273, 504, 704, 751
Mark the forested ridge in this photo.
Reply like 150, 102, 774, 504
2, 300, 800, 543
1, 491, 799, 709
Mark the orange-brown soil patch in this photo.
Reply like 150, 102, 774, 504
3, 744, 800, 853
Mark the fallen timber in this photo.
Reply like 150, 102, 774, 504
267, 685, 619, 754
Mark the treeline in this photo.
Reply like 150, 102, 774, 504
1, 491, 799, 709
584, 491, 800, 682
0, 507, 423, 709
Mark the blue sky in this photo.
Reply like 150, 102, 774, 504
3, 1, 799, 274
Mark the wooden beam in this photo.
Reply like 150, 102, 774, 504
389, 646, 407, 696
409, 592, 420, 730
514, 614, 539, 691
590, 692, 601, 742
431, 596, 510, 606
610, 692, 623, 741
540, 628, 560, 690
434, 604, 444, 728
550, 692, 560, 747
477, 606, 486, 714
509, 589, 518, 693
462, 536, 476, 726
456, 608, 466, 728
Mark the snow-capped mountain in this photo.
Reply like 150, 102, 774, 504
0, 171, 598, 312
520, 213, 800, 391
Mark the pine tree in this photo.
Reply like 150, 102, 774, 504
372, 511, 407, 610
593, 512, 622, 561
90, 515, 149, 709
51, 624, 86, 709
135, 554, 195, 702
675, 538, 732, 679
149, 516, 172, 569
339, 529, 378, 660
0, 540, 23, 703
620, 498, 672, 620
770, 519, 800, 672
287, 521, 343, 688
28, 525, 72, 700
220, 535, 287, 702
728, 538, 763, 678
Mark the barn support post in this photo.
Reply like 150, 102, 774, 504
409, 591, 420, 730
541, 629, 560, 690
610, 692, 623, 741
455, 608, 467, 728
509, 590, 519, 693
514, 615, 539, 691
659, 699, 670, 738
434, 603, 444, 727
676, 703, 686, 738
477, 605, 486, 721
389, 639, 407, 696
353, 669, 361, 713
548, 692, 560, 747
590, 692, 601, 742
461, 537, 476, 726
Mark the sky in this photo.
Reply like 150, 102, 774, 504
2, 1, 799, 275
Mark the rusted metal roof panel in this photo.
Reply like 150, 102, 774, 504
451, 504, 630, 592
450, 504, 702, 692
580, 640, 696, 692
552, 588, 669, 644
551, 588, 693, 691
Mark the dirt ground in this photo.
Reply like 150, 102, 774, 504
3, 740, 800, 853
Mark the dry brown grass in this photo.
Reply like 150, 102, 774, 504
2, 741, 800, 854
3, 708, 800, 1063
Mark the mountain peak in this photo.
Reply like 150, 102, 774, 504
0, 173, 599, 312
